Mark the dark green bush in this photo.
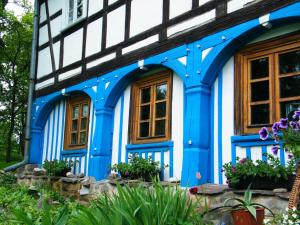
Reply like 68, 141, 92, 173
43, 160, 73, 177
0, 172, 17, 188
111, 155, 161, 181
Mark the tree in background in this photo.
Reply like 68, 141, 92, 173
0, 1, 32, 162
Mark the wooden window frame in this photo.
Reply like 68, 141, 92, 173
130, 70, 172, 144
64, 95, 90, 150
235, 32, 300, 134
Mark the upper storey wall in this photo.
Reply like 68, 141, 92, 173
35, 0, 293, 96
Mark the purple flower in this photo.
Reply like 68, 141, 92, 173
221, 168, 224, 173
271, 146, 279, 155
293, 110, 300, 120
279, 118, 288, 129
239, 158, 247, 164
259, 127, 269, 140
124, 171, 129, 177
288, 154, 293, 159
290, 121, 299, 130
272, 122, 281, 134
274, 133, 279, 143
285, 147, 289, 152
232, 166, 236, 173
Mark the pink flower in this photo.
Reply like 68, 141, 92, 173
196, 172, 201, 180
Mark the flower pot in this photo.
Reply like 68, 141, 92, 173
231, 208, 265, 225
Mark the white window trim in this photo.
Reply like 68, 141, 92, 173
63, 0, 87, 29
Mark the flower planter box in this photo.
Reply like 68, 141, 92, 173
229, 175, 295, 190
231, 208, 265, 225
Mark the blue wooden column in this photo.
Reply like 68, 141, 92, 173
181, 83, 210, 186
29, 126, 44, 164
88, 107, 114, 180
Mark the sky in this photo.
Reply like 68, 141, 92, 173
5, 0, 34, 16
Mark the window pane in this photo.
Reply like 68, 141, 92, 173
139, 122, 149, 138
72, 106, 79, 119
72, 120, 78, 131
251, 81, 269, 102
81, 118, 87, 130
68, 0, 74, 23
140, 87, 150, 103
251, 104, 269, 125
71, 133, 77, 145
155, 120, 166, 136
77, 0, 83, 18
280, 75, 300, 98
140, 105, 150, 120
156, 102, 166, 118
80, 132, 86, 144
82, 104, 88, 117
280, 101, 300, 120
250, 57, 269, 79
279, 50, 300, 74
156, 84, 167, 100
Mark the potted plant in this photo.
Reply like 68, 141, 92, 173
43, 160, 74, 177
223, 186, 273, 225
222, 154, 295, 190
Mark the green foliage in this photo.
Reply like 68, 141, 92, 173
112, 155, 161, 181
281, 128, 300, 159
71, 180, 210, 225
222, 153, 295, 186
264, 207, 300, 225
0, 172, 17, 188
222, 185, 273, 220
43, 160, 73, 177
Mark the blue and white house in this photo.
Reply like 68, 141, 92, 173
29, 0, 300, 186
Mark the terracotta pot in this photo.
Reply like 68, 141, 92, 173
231, 208, 265, 225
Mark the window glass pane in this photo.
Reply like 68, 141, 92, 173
155, 120, 166, 136
251, 104, 269, 125
280, 101, 300, 120
72, 106, 79, 119
250, 57, 269, 79
140, 87, 150, 103
140, 105, 150, 120
68, 0, 74, 23
156, 102, 166, 118
81, 118, 87, 130
77, 0, 83, 18
279, 50, 300, 74
72, 120, 78, 131
71, 133, 77, 145
82, 104, 88, 117
280, 75, 300, 98
251, 81, 269, 102
156, 84, 167, 100
139, 122, 149, 138
80, 132, 86, 144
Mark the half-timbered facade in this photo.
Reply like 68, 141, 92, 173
29, 0, 300, 186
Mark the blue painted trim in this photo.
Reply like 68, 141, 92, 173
261, 146, 267, 162
246, 147, 251, 159
160, 149, 164, 180
218, 73, 223, 184
169, 146, 173, 177
60, 101, 66, 160
54, 102, 61, 160
126, 141, 174, 150
50, 107, 56, 161
118, 93, 124, 164
87, 102, 95, 174
231, 143, 236, 166
61, 149, 87, 156
209, 83, 214, 182
280, 144, 285, 165
44, 118, 50, 163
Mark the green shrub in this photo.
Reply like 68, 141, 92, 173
43, 160, 73, 177
0, 172, 17, 188
111, 155, 161, 181
71, 180, 211, 225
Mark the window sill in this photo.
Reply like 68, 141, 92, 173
126, 141, 174, 150
62, 149, 87, 156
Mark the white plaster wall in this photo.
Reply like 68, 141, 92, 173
53, 41, 60, 70
106, 5, 126, 47
48, 0, 62, 15
63, 29, 83, 66
169, 0, 192, 19
86, 18, 102, 57
108, 0, 118, 5
88, 0, 103, 16
111, 72, 183, 180
130, 0, 163, 37
213, 78, 219, 184
50, 16, 62, 38
37, 47, 52, 78
39, 25, 49, 46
